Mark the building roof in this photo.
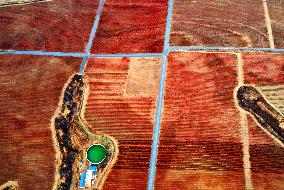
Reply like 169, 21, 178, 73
88, 165, 98, 171
79, 171, 87, 188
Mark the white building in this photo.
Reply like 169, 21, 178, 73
85, 165, 98, 188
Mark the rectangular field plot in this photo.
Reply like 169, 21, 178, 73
84, 57, 162, 189
0, 0, 99, 52
242, 53, 284, 189
91, 0, 168, 54
0, 54, 81, 189
266, 0, 284, 49
170, 0, 270, 48
155, 51, 246, 189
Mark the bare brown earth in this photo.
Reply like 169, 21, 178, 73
155, 51, 246, 189
0, 55, 81, 190
84, 57, 162, 189
170, 0, 270, 47
266, 0, 284, 48
91, 0, 168, 53
0, 0, 99, 52
242, 53, 284, 189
